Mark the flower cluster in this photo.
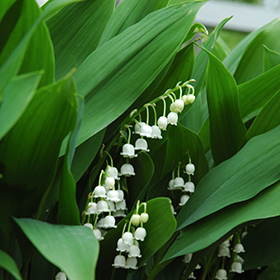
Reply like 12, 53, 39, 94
112, 201, 149, 270
168, 157, 196, 212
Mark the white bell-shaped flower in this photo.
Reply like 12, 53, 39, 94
93, 229, 104, 241
140, 123, 153, 138
105, 177, 115, 190
218, 246, 231, 258
107, 190, 120, 202
125, 257, 138, 270
195, 264, 201, 270
173, 99, 184, 113
157, 116, 168, 130
134, 138, 150, 152
113, 209, 127, 217
220, 240, 230, 248
117, 190, 124, 201
83, 223, 93, 230
183, 253, 192, 263
86, 202, 98, 215
116, 200, 127, 211
131, 214, 140, 226
168, 179, 175, 190
119, 163, 135, 176
230, 262, 244, 273
215, 269, 227, 280
167, 112, 178, 125
170, 102, 176, 112
134, 122, 145, 135
55, 272, 67, 280
108, 200, 116, 212
120, 143, 138, 158
140, 213, 149, 223
134, 227, 147, 241
151, 125, 162, 139
183, 182, 195, 193
128, 245, 142, 258
117, 238, 130, 252
179, 194, 190, 206
174, 177, 184, 189
171, 204, 177, 215
106, 166, 120, 180
96, 218, 105, 228
103, 215, 117, 228
233, 243, 245, 253
96, 200, 110, 213
185, 163, 195, 175
188, 272, 196, 279
93, 185, 107, 198
112, 255, 126, 268
122, 232, 134, 246
182, 94, 195, 105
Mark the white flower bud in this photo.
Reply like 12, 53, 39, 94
157, 116, 168, 130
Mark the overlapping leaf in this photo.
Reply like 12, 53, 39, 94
176, 124, 280, 230
0, 250, 23, 280
73, 2, 205, 148
263, 45, 280, 71
14, 218, 99, 280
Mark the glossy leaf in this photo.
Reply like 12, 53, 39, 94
73, 2, 205, 148
224, 18, 279, 74
238, 64, 280, 121
234, 19, 280, 84
47, 0, 114, 80
14, 218, 99, 280
0, 250, 23, 280
263, 45, 280, 72
57, 96, 84, 225
0, 0, 81, 99
163, 181, 280, 261
0, 71, 42, 140
0, 75, 78, 232
245, 89, 280, 142
176, 124, 280, 230
243, 216, 280, 270
205, 47, 246, 164
97, 198, 176, 279
98, 0, 169, 46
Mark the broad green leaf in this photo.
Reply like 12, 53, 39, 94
238, 64, 280, 121
224, 18, 279, 74
0, 250, 23, 280
14, 218, 99, 280
263, 45, 280, 72
243, 216, 280, 270
0, 75, 77, 234
244, 89, 280, 142
0, 0, 81, 99
47, 0, 114, 80
98, 0, 169, 46
97, 198, 176, 279
0, 0, 54, 88
212, 36, 230, 61
234, 20, 280, 84
205, 47, 246, 164
163, 181, 280, 261
0, 71, 42, 140
176, 124, 280, 230
73, 2, 205, 148
57, 96, 84, 225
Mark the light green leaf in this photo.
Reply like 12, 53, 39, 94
205, 47, 246, 164
238, 64, 280, 121
163, 181, 280, 261
224, 18, 279, 75
176, 124, 280, 230
98, 0, 169, 46
14, 218, 99, 280
0, 0, 81, 99
73, 2, 205, 148
234, 19, 280, 84
263, 45, 280, 72
96, 198, 176, 279
0, 250, 23, 280
47, 0, 114, 80
0, 71, 42, 140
